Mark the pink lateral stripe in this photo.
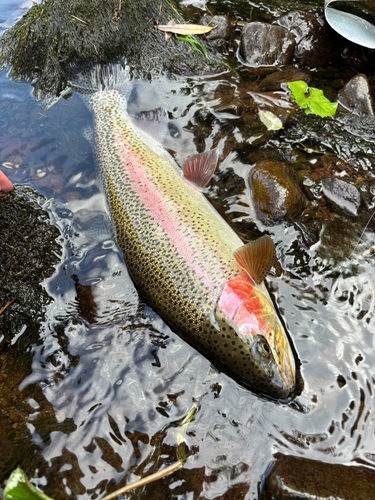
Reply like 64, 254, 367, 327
114, 125, 217, 295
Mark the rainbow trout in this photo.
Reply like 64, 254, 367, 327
70, 64, 296, 399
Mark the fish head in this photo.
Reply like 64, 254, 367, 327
216, 273, 296, 400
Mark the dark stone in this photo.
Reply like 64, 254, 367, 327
322, 177, 361, 215
239, 22, 295, 72
249, 160, 309, 222
199, 15, 233, 41
337, 74, 375, 116
260, 453, 375, 500
277, 11, 339, 67
0, 186, 62, 349
341, 46, 370, 70
259, 67, 311, 92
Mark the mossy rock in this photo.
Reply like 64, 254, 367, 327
0, 0, 222, 98
0, 185, 61, 352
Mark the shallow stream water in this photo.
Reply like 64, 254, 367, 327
1, 0, 375, 499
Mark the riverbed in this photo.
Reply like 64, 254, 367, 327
1, 0, 375, 498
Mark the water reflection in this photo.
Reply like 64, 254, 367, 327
1, 44, 375, 500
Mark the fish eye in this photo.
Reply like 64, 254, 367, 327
259, 340, 271, 357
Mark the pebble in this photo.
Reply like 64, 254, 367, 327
337, 74, 375, 116
249, 160, 309, 222
322, 177, 361, 215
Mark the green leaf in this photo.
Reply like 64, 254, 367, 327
4, 468, 54, 500
287, 81, 338, 118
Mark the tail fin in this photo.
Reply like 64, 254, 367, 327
63, 60, 133, 100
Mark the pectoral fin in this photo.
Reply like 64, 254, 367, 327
182, 149, 219, 190
233, 235, 275, 284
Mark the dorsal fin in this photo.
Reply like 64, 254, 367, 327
182, 149, 219, 191
132, 107, 169, 144
233, 235, 275, 284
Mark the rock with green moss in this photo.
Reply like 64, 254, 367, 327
0, 186, 61, 350
0, 0, 222, 98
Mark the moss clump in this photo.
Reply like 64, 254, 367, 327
0, 186, 61, 351
0, 0, 220, 98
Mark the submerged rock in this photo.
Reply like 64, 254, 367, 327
240, 22, 295, 72
322, 177, 361, 215
199, 15, 233, 41
277, 11, 339, 67
259, 67, 311, 91
249, 160, 309, 222
260, 453, 375, 499
337, 74, 375, 116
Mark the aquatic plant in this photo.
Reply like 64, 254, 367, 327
287, 81, 338, 118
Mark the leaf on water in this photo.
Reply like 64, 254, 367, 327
325, 0, 375, 48
259, 110, 284, 130
156, 23, 217, 35
287, 81, 338, 118
4, 468, 54, 500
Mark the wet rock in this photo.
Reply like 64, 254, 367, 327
314, 216, 362, 263
239, 22, 295, 72
249, 160, 309, 222
199, 15, 233, 41
342, 45, 371, 70
259, 67, 311, 92
0, 186, 61, 348
260, 453, 375, 500
288, 112, 375, 160
322, 177, 361, 215
213, 83, 243, 116
337, 74, 375, 116
277, 11, 339, 67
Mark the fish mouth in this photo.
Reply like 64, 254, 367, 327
276, 366, 296, 401
266, 355, 295, 401
271, 373, 294, 401
276, 381, 295, 401
268, 327, 296, 401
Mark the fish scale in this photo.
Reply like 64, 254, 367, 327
71, 65, 296, 399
